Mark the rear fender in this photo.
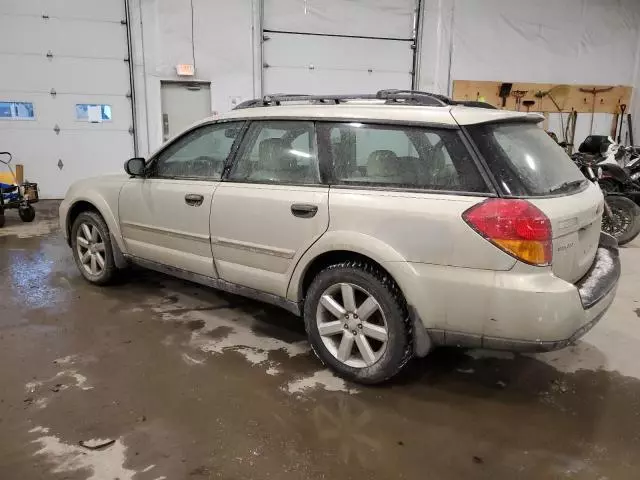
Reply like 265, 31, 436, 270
286, 230, 411, 303
600, 164, 630, 184
606, 191, 640, 207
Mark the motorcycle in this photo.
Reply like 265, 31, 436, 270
571, 152, 640, 245
579, 135, 640, 189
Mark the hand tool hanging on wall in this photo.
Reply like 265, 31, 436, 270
629, 114, 635, 146
564, 110, 578, 155
498, 83, 512, 108
579, 86, 614, 135
617, 104, 627, 144
535, 85, 570, 143
611, 113, 620, 139
511, 90, 527, 111
523, 100, 535, 112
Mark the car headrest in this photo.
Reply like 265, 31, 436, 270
259, 138, 295, 170
367, 150, 399, 177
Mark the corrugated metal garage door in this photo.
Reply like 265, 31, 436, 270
262, 0, 418, 95
0, 0, 134, 198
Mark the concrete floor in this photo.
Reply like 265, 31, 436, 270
1, 201, 640, 480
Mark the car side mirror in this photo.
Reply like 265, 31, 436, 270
125, 157, 145, 177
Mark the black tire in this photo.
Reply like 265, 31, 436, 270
603, 195, 640, 246
18, 205, 36, 222
71, 211, 118, 285
0, 212, 4, 228
304, 261, 412, 384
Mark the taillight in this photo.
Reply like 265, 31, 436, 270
463, 199, 552, 266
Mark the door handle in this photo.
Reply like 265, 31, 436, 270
291, 203, 318, 218
185, 193, 204, 206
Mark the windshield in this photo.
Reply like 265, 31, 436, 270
467, 122, 586, 196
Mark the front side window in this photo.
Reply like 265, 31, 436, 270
318, 122, 488, 192
150, 122, 244, 179
229, 121, 319, 184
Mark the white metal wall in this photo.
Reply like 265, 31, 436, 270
0, 0, 134, 198
418, 0, 640, 147
262, 0, 418, 95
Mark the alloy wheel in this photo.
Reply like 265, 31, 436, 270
316, 282, 389, 368
76, 222, 106, 276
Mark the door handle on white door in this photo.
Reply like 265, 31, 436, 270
291, 203, 318, 218
185, 194, 204, 206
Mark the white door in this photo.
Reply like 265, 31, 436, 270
262, 0, 418, 94
0, 0, 134, 198
160, 82, 212, 142
119, 121, 245, 277
210, 120, 329, 297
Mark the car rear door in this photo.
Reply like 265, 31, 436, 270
119, 121, 245, 277
209, 120, 329, 297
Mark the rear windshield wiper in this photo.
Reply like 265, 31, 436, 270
548, 179, 586, 194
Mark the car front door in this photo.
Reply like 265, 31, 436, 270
210, 120, 329, 297
119, 121, 245, 277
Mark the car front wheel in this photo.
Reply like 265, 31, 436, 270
71, 211, 117, 285
304, 261, 412, 384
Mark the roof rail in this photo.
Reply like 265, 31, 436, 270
234, 94, 377, 109
233, 89, 454, 110
375, 89, 449, 106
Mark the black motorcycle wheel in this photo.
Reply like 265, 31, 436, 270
602, 196, 640, 246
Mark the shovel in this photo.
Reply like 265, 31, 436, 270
579, 86, 614, 135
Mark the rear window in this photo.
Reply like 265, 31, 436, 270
468, 122, 586, 196
318, 122, 489, 193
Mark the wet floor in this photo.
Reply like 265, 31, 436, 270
1, 201, 640, 479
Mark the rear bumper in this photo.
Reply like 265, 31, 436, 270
402, 233, 620, 353
454, 285, 616, 353
574, 232, 620, 309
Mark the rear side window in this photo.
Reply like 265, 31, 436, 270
229, 121, 319, 184
467, 122, 586, 196
318, 122, 488, 192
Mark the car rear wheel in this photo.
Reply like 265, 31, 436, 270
71, 211, 117, 285
304, 261, 412, 384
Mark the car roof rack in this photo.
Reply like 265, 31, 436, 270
233, 89, 497, 110
233, 89, 464, 110
376, 90, 496, 109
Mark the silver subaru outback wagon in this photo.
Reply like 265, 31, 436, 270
60, 90, 620, 383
